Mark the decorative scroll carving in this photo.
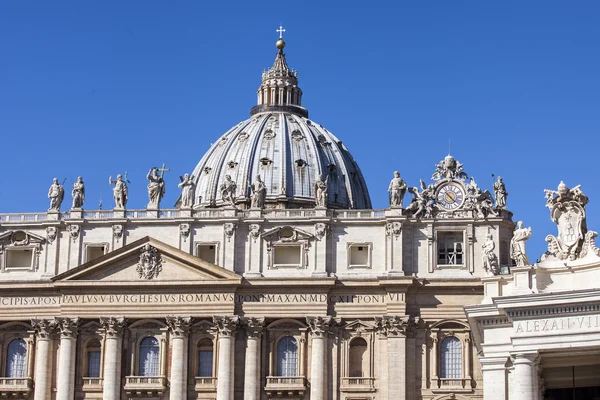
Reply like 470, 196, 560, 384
224, 223, 236, 242
46, 227, 57, 244
112, 225, 124, 241
31, 318, 55, 339
213, 316, 239, 337
136, 244, 162, 280
385, 222, 402, 238
315, 223, 330, 241
68, 225, 80, 242
166, 316, 192, 337
180, 224, 190, 241
99, 317, 127, 338
249, 224, 261, 242
306, 316, 333, 337
375, 315, 419, 338
55, 317, 80, 339
242, 317, 265, 338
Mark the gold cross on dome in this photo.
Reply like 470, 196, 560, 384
276, 25, 286, 39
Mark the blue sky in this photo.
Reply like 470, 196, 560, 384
1, 1, 599, 260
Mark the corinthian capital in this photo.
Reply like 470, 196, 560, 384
375, 315, 419, 338
242, 317, 265, 338
55, 317, 80, 339
306, 316, 333, 337
31, 318, 55, 340
213, 315, 239, 337
99, 317, 127, 338
166, 316, 192, 337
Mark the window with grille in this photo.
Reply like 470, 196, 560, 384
5, 339, 27, 378
197, 339, 213, 377
277, 336, 298, 377
440, 337, 462, 379
87, 351, 101, 377
437, 232, 464, 266
139, 337, 160, 376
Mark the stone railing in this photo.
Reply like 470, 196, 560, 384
82, 377, 103, 391
435, 378, 470, 389
124, 376, 167, 395
194, 376, 217, 391
0, 377, 33, 394
333, 210, 386, 219
340, 376, 375, 391
265, 376, 307, 389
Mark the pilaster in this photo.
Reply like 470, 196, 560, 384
100, 317, 126, 400
31, 318, 55, 400
166, 316, 192, 400
242, 317, 265, 400
306, 316, 333, 400
214, 316, 239, 400
56, 317, 80, 400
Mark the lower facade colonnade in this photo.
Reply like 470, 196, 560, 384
0, 314, 482, 400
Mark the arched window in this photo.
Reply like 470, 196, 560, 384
348, 337, 368, 377
197, 339, 213, 377
139, 337, 160, 376
5, 339, 27, 378
85, 339, 101, 378
440, 337, 462, 379
276, 336, 298, 377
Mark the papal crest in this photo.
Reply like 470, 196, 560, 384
136, 244, 162, 280
553, 204, 584, 247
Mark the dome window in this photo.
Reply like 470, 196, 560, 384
227, 161, 238, 169
203, 167, 212, 175
263, 129, 275, 140
328, 164, 337, 173
218, 137, 228, 147
260, 158, 273, 167
317, 134, 330, 146
295, 159, 307, 168
291, 130, 303, 141
238, 132, 249, 142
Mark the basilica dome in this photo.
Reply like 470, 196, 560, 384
190, 39, 371, 209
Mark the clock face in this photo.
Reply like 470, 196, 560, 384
437, 183, 465, 210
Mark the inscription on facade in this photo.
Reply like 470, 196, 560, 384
514, 314, 600, 335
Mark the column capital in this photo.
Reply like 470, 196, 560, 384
242, 317, 265, 338
166, 316, 192, 337
100, 317, 127, 338
213, 315, 239, 337
306, 316, 334, 337
511, 351, 539, 365
375, 315, 419, 338
31, 318, 55, 340
55, 317, 80, 339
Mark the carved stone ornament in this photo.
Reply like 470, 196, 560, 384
68, 225, 80, 242
99, 317, 126, 338
249, 224, 261, 242
243, 317, 265, 338
463, 178, 497, 219
510, 221, 532, 267
224, 223, 236, 242
375, 315, 419, 338
46, 227, 57, 244
136, 244, 162, 280
180, 223, 191, 241
213, 316, 239, 337
306, 316, 333, 337
431, 154, 468, 182
166, 316, 192, 337
406, 180, 435, 219
481, 234, 499, 276
112, 224, 124, 241
543, 182, 590, 261
385, 221, 402, 238
31, 318, 55, 339
55, 317, 80, 339
315, 223, 330, 241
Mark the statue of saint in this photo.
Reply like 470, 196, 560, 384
250, 175, 267, 209
482, 234, 499, 276
146, 168, 166, 209
510, 221, 532, 267
178, 173, 196, 209
48, 178, 64, 212
109, 174, 128, 209
220, 175, 237, 206
388, 171, 407, 208
71, 176, 85, 209
314, 175, 328, 208
494, 176, 508, 209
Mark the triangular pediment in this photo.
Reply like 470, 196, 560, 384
53, 236, 241, 284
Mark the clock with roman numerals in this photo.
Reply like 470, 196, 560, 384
436, 183, 465, 210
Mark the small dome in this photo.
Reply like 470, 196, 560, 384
190, 112, 371, 209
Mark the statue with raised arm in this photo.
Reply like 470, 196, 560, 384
482, 234, 499, 276
250, 174, 267, 209
314, 175, 328, 208
388, 171, 407, 208
48, 178, 65, 212
178, 173, 196, 209
146, 167, 165, 209
109, 174, 128, 209
510, 221, 532, 267
71, 176, 85, 209
494, 176, 508, 209
220, 175, 237, 206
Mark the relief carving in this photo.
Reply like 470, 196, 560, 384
136, 244, 162, 280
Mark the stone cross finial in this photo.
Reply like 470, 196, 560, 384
276, 25, 286, 39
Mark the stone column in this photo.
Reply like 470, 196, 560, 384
480, 356, 508, 400
100, 317, 127, 400
214, 316, 239, 400
242, 317, 265, 400
56, 318, 80, 400
166, 316, 192, 400
511, 352, 539, 400
307, 317, 332, 400
32, 319, 55, 400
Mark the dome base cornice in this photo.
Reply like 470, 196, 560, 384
250, 104, 308, 118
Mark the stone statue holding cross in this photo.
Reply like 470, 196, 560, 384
147, 163, 169, 209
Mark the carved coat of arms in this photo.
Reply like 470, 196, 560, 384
136, 244, 162, 280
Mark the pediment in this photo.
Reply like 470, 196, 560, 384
53, 236, 241, 284
262, 226, 314, 243
0, 230, 45, 248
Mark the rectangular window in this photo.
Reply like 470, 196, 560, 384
273, 245, 301, 266
6, 249, 33, 270
86, 245, 106, 263
197, 350, 213, 377
348, 243, 372, 268
437, 232, 464, 266
87, 351, 101, 377
197, 244, 217, 264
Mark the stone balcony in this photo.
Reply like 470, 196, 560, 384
81, 377, 103, 392
431, 378, 473, 394
0, 377, 33, 398
194, 376, 217, 392
124, 376, 167, 397
264, 376, 307, 398
340, 377, 376, 392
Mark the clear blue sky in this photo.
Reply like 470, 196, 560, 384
1, 1, 599, 260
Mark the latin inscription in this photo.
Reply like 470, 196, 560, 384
514, 314, 600, 335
